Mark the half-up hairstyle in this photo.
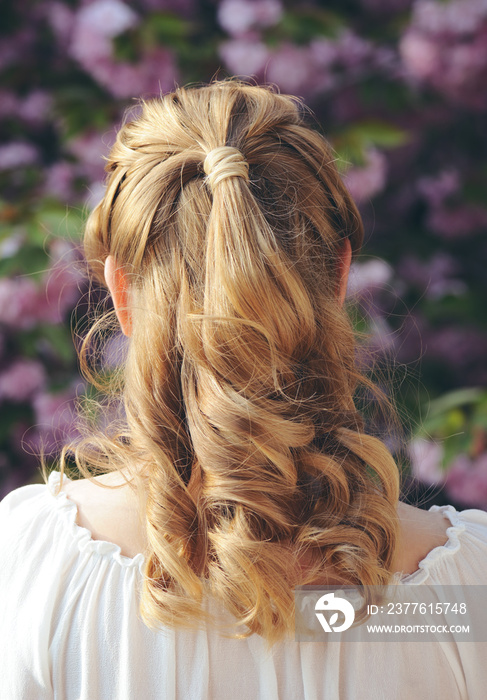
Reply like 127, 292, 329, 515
73, 79, 400, 646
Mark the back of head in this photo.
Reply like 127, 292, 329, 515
81, 80, 399, 645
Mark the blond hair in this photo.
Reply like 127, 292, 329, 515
68, 80, 400, 646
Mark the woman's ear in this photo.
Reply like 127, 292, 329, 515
337, 238, 352, 306
104, 255, 132, 337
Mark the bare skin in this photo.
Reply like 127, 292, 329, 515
63, 473, 451, 580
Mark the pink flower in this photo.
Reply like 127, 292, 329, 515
398, 253, 467, 300
219, 38, 270, 76
70, 0, 139, 70
0, 278, 44, 330
415, 0, 487, 35
46, 1, 76, 48
218, 0, 283, 36
68, 130, 115, 182
88, 47, 177, 99
18, 90, 52, 126
417, 169, 460, 207
31, 387, 80, 456
400, 30, 441, 81
343, 148, 387, 203
347, 258, 393, 298
409, 438, 445, 485
265, 43, 318, 95
0, 360, 46, 403
445, 453, 487, 509
0, 142, 38, 171
43, 162, 77, 202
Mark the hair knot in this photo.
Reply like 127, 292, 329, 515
203, 146, 249, 190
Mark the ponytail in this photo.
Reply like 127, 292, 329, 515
69, 80, 400, 646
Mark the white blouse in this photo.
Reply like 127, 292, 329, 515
1, 470, 486, 700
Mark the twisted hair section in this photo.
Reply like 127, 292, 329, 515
73, 80, 400, 646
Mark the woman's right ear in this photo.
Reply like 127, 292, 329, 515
104, 255, 132, 337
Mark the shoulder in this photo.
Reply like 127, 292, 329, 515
63, 472, 148, 559
394, 501, 487, 582
392, 502, 451, 576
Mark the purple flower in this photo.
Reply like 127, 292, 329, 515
45, 1, 76, 49
18, 91, 53, 126
445, 452, 487, 509
428, 203, 487, 239
70, 0, 139, 71
218, 0, 283, 36
219, 37, 270, 76
426, 326, 487, 369
343, 148, 387, 203
397, 253, 467, 299
409, 438, 445, 485
0, 278, 44, 330
400, 1, 487, 108
265, 43, 319, 96
68, 130, 115, 183
31, 386, 80, 456
43, 162, 77, 203
347, 258, 394, 299
0, 90, 20, 120
87, 47, 177, 99
414, 0, 487, 35
0, 360, 46, 403
0, 142, 38, 171
417, 169, 460, 207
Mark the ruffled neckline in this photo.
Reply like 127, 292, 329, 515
47, 471, 467, 582
47, 471, 145, 573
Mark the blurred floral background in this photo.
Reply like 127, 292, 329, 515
0, 0, 486, 508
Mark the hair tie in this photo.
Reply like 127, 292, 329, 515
203, 146, 249, 190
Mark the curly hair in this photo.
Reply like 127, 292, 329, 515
65, 80, 400, 646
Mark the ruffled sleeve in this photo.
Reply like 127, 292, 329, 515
398, 504, 487, 585
0, 474, 146, 700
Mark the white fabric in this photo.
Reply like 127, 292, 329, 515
1, 470, 486, 700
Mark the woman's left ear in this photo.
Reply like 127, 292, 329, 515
337, 238, 352, 307
104, 255, 132, 337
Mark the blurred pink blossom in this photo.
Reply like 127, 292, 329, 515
0, 142, 38, 171
0, 360, 46, 403
46, 1, 76, 48
428, 203, 487, 239
427, 326, 487, 369
347, 258, 393, 298
218, 0, 283, 36
400, 30, 441, 80
445, 452, 487, 508
0, 91, 20, 119
343, 148, 387, 203
415, 0, 487, 35
417, 169, 460, 207
71, 0, 139, 67
219, 38, 270, 76
265, 43, 318, 95
44, 162, 77, 202
68, 130, 115, 182
398, 253, 467, 299
0, 278, 46, 330
409, 438, 445, 485
400, 1, 487, 108
88, 46, 177, 99
18, 91, 53, 125
31, 387, 80, 455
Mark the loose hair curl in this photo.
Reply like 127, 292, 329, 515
69, 80, 400, 646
